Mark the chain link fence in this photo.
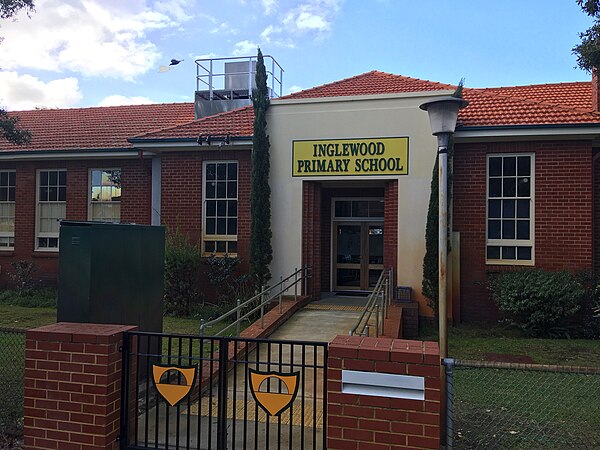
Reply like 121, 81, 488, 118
444, 359, 600, 449
0, 328, 26, 439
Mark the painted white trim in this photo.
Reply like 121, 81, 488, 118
455, 127, 600, 140
485, 153, 535, 265
0, 151, 155, 161
35, 169, 67, 252
87, 168, 121, 222
131, 141, 253, 150
272, 90, 455, 106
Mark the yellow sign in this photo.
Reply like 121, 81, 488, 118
249, 369, 300, 416
292, 137, 409, 177
152, 364, 197, 407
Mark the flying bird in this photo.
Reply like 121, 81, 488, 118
159, 59, 184, 73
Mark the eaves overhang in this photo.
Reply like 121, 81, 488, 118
128, 135, 254, 150
454, 123, 600, 142
0, 147, 154, 161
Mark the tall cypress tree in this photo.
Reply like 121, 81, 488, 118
249, 49, 273, 289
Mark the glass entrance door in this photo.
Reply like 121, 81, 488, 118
333, 222, 384, 291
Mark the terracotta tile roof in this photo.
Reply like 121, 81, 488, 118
0, 103, 195, 152
459, 83, 600, 126
132, 106, 254, 141
3, 73, 600, 154
281, 70, 456, 99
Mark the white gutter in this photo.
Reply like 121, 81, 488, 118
454, 126, 600, 141
0, 150, 156, 161
131, 140, 253, 149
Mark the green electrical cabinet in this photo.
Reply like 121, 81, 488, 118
57, 221, 164, 332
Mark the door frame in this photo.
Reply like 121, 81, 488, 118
330, 197, 384, 292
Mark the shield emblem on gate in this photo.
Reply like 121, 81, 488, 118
152, 364, 197, 407
249, 369, 300, 416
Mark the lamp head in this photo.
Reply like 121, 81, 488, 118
419, 96, 469, 136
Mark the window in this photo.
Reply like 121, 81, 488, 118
203, 162, 238, 255
0, 171, 15, 249
36, 170, 66, 250
486, 154, 534, 264
89, 169, 121, 222
333, 199, 384, 219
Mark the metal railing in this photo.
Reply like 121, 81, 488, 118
200, 267, 310, 337
348, 268, 394, 337
121, 331, 327, 450
444, 358, 600, 449
195, 55, 284, 99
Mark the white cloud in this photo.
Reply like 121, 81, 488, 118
261, 0, 277, 15
287, 85, 303, 94
210, 22, 238, 35
97, 95, 156, 107
260, 24, 280, 42
233, 40, 259, 56
264, 0, 344, 46
153, 0, 195, 22
0, 0, 189, 81
0, 71, 83, 110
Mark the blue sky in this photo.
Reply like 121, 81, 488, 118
0, 0, 594, 110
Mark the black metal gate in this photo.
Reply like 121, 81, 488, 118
120, 331, 328, 450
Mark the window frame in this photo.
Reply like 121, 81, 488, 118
202, 160, 239, 256
88, 168, 122, 223
0, 170, 16, 250
35, 169, 67, 252
485, 153, 535, 266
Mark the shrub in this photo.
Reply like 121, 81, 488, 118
489, 270, 586, 338
204, 254, 252, 305
163, 229, 202, 316
9, 260, 38, 293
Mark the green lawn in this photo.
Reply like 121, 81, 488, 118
419, 323, 600, 367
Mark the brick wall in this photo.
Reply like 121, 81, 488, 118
0, 158, 151, 286
384, 180, 399, 283
327, 335, 441, 449
453, 141, 593, 322
593, 154, 600, 274
160, 149, 252, 276
23, 322, 136, 450
302, 181, 322, 296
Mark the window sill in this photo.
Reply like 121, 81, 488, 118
486, 259, 534, 267
0, 250, 14, 257
33, 251, 59, 258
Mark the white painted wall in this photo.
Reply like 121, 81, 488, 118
267, 90, 453, 315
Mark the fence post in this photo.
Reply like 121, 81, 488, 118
260, 286, 265, 329
294, 267, 298, 301
200, 319, 205, 337
375, 304, 380, 337
445, 358, 454, 450
236, 298, 241, 336
279, 275, 283, 314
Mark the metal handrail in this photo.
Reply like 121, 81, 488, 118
349, 268, 394, 337
195, 55, 284, 99
200, 266, 309, 337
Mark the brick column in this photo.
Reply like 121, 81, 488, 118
24, 323, 137, 450
328, 336, 441, 450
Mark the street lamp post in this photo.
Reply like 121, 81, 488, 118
419, 96, 468, 360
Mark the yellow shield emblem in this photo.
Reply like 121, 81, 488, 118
152, 364, 197, 407
249, 369, 300, 416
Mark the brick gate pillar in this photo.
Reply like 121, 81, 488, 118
23, 323, 136, 450
327, 335, 441, 449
